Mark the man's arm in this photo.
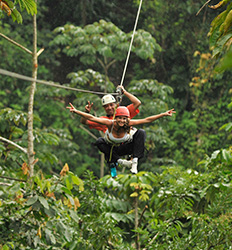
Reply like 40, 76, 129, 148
119, 86, 141, 110
80, 101, 93, 125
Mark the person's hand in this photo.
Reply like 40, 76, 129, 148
165, 109, 176, 116
66, 103, 76, 113
116, 85, 125, 95
85, 101, 93, 113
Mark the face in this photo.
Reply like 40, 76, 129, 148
115, 116, 128, 127
103, 102, 116, 116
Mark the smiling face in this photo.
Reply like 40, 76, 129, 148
115, 116, 129, 127
103, 103, 116, 116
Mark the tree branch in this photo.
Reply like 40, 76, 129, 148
196, 0, 212, 16
0, 175, 26, 182
79, 125, 98, 140
37, 47, 44, 57
0, 136, 27, 154
0, 182, 12, 186
142, 232, 160, 250
106, 59, 117, 70
138, 205, 148, 227
0, 32, 33, 55
97, 58, 105, 71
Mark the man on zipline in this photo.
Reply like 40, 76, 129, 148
80, 86, 146, 175
67, 104, 176, 177
80, 86, 141, 132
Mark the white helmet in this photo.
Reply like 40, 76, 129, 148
101, 94, 116, 106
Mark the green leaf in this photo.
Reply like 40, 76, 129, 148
222, 149, 232, 162
105, 212, 128, 223
61, 186, 72, 195
17, 0, 37, 15
219, 122, 232, 131
66, 175, 73, 190
45, 229, 56, 244
98, 46, 114, 57
0, 143, 6, 151
139, 193, 149, 201
72, 175, 84, 191
25, 195, 38, 206
34, 236, 40, 247
64, 229, 72, 242
44, 207, 56, 217
11, 8, 23, 24
211, 150, 220, 160
57, 221, 67, 233
38, 196, 49, 210
215, 49, 232, 72
69, 210, 79, 223
2, 244, 10, 250
130, 192, 138, 197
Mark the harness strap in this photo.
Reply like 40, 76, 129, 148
109, 143, 120, 162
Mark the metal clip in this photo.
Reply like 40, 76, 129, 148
116, 86, 123, 104
116, 95, 122, 103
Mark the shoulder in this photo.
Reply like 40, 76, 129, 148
127, 104, 139, 118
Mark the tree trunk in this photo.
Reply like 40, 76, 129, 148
100, 153, 105, 178
134, 196, 140, 250
99, 131, 105, 177
27, 6, 38, 177
81, 0, 87, 26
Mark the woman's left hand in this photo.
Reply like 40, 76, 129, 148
165, 109, 176, 116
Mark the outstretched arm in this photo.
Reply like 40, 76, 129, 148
130, 109, 176, 126
118, 86, 141, 110
67, 103, 112, 126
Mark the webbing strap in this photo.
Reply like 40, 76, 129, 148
109, 142, 121, 162
109, 144, 115, 162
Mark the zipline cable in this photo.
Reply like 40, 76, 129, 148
0, 68, 117, 96
0, 1, 143, 98
119, 0, 143, 88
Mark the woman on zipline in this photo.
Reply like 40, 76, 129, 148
67, 104, 175, 177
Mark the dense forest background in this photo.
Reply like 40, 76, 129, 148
0, 0, 232, 249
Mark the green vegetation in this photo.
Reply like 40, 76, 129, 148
0, 0, 232, 249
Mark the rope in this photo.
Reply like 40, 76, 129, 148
1, 1, 143, 98
0, 68, 117, 96
109, 144, 115, 162
109, 143, 121, 162
119, 0, 143, 87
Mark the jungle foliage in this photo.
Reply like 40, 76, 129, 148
0, 0, 37, 23
0, 0, 232, 249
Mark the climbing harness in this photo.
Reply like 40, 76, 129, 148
108, 128, 137, 163
0, 68, 117, 96
106, 119, 137, 162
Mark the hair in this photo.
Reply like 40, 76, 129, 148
115, 116, 131, 133
123, 117, 131, 133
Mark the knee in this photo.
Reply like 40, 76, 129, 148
94, 137, 106, 149
95, 137, 105, 145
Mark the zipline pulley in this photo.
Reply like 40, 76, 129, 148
116, 86, 123, 104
